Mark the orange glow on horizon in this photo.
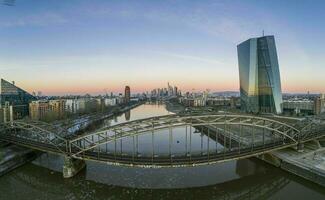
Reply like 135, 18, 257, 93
17, 79, 325, 96
9, 67, 324, 96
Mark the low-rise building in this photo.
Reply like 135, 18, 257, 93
29, 100, 50, 120
179, 97, 194, 107
29, 99, 66, 121
282, 99, 314, 115
130, 97, 139, 102
65, 99, 79, 114
206, 98, 231, 107
95, 98, 105, 111
116, 95, 124, 105
78, 99, 87, 112
65, 98, 102, 114
194, 98, 206, 107
314, 94, 325, 115
179, 96, 232, 108
104, 98, 117, 106
49, 99, 66, 118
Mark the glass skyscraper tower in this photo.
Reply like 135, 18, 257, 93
0, 78, 36, 118
237, 35, 283, 114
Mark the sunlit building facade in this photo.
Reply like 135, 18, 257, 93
49, 99, 66, 119
237, 35, 283, 114
29, 100, 50, 121
125, 86, 130, 104
314, 94, 325, 115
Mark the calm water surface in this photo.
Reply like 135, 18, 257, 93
0, 103, 324, 200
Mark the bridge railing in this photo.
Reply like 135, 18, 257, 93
0, 121, 69, 154
297, 119, 325, 141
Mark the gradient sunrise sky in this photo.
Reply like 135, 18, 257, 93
0, 0, 324, 95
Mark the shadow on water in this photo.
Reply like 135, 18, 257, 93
1, 158, 324, 200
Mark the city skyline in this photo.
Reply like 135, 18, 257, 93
1, 0, 325, 95
1, 1, 325, 198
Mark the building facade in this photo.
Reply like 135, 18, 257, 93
125, 86, 130, 104
29, 100, 50, 120
283, 99, 314, 115
0, 78, 36, 119
280, 94, 325, 116
314, 94, 325, 115
49, 99, 66, 119
65, 99, 79, 114
237, 36, 283, 114
29, 99, 66, 121
104, 98, 117, 106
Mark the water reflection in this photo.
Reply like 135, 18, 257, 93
0, 160, 311, 200
96, 126, 226, 157
125, 110, 131, 121
2, 158, 324, 200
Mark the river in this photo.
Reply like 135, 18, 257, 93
0, 103, 324, 200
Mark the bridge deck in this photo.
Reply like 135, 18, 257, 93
0, 114, 324, 168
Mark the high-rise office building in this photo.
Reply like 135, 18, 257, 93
237, 35, 283, 114
0, 78, 36, 118
125, 86, 130, 103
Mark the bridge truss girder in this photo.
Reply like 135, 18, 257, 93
1, 114, 324, 168
69, 114, 300, 159
0, 121, 68, 154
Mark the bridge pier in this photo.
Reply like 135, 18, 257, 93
297, 143, 304, 153
257, 153, 282, 167
63, 156, 86, 178
320, 138, 325, 147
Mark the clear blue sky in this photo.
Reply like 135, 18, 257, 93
0, 0, 324, 95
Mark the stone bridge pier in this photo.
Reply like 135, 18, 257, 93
63, 156, 86, 178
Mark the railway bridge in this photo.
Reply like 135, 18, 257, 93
0, 114, 324, 178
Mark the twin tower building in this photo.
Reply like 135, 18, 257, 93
237, 35, 283, 114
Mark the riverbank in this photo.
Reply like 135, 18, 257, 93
258, 139, 325, 187
68, 101, 143, 136
165, 99, 185, 114
0, 143, 39, 177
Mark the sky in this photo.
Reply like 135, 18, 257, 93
0, 0, 324, 95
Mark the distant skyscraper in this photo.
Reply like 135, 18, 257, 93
125, 86, 130, 103
237, 35, 283, 114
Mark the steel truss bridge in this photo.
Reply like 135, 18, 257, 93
0, 114, 324, 168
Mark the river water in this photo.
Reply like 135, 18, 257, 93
0, 103, 324, 200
